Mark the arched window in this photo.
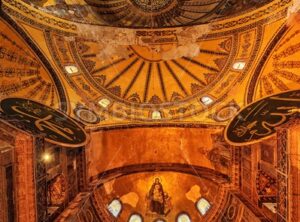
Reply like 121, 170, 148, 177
152, 111, 162, 120
98, 98, 111, 108
64, 65, 79, 74
177, 213, 191, 222
196, 198, 211, 216
200, 96, 214, 106
107, 199, 122, 218
128, 214, 143, 222
232, 61, 246, 70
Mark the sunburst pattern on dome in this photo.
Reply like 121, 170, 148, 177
74, 38, 231, 106
45, 19, 260, 122
248, 20, 300, 102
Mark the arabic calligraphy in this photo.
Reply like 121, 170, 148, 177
0, 98, 87, 147
225, 90, 300, 145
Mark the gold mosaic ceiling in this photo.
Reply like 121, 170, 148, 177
83, 0, 273, 27
248, 16, 300, 103
1, 0, 299, 129
22, 0, 273, 27
0, 16, 63, 110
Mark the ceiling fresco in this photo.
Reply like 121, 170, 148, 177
0, 0, 299, 130
21, 0, 273, 27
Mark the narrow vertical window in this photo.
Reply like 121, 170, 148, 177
107, 199, 122, 218
177, 213, 191, 222
200, 96, 214, 106
128, 214, 143, 222
196, 198, 211, 216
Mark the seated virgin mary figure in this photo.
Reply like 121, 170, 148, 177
147, 178, 165, 215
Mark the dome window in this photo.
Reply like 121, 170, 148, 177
107, 199, 122, 218
128, 214, 143, 222
177, 213, 191, 222
64, 65, 79, 74
233, 61, 246, 70
196, 198, 211, 216
152, 111, 162, 120
200, 96, 214, 106
98, 98, 111, 108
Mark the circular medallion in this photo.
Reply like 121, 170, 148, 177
0, 98, 88, 147
74, 107, 100, 124
214, 106, 239, 122
130, 0, 174, 12
225, 90, 300, 145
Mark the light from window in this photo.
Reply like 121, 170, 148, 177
197, 198, 211, 216
107, 199, 122, 218
42, 152, 52, 163
232, 61, 246, 70
64, 65, 79, 74
98, 98, 111, 108
200, 96, 214, 106
177, 213, 191, 222
263, 203, 277, 214
129, 214, 142, 222
152, 111, 162, 120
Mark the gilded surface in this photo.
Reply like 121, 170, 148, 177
0, 17, 62, 108
1, 0, 293, 128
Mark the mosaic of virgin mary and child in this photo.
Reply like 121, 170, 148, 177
146, 178, 172, 216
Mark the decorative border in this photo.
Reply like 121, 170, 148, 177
211, 0, 291, 31
276, 128, 289, 221
2, 0, 77, 31
86, 122, 224, 132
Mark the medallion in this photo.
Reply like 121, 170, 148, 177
0, 98, 87, 147
225, 90, 300, 145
